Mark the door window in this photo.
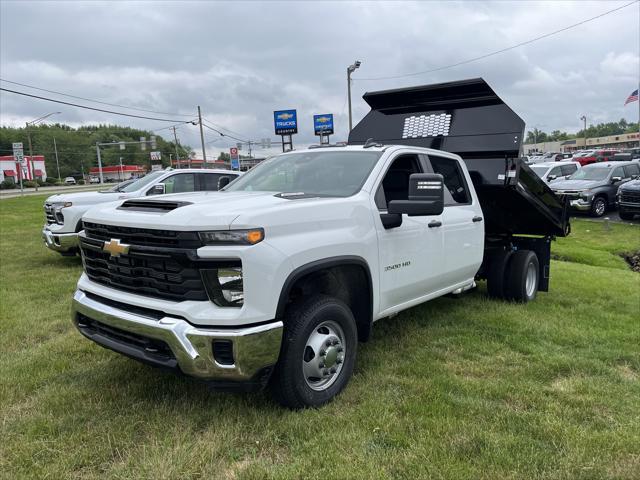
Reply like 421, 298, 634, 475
611, 167, 625, 179
200, 173, 223, 191
160, 173, 196, 194
375, 154, 422, 210
560, 164, 577, 176
549, 166, 562, 178
624, 164, 639, 178
428, 155, 471, 205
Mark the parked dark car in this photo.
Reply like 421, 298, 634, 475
551, 161, 640, 217
617, 179, 640, 220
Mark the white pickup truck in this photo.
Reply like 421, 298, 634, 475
71, 79, 569, 407
42, 168, 239, 255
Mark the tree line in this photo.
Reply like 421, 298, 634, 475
0, 123, 195, 179
525, 119, 639, 144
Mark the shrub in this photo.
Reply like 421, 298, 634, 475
77, 179, 85, 185
0, 180, 16, 190
36, 179, 46, 187
45, 177, 58, 184
23, 180, 37, 188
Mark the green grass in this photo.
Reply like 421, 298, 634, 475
1, 196, 639, 479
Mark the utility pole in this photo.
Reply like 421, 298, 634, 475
580, 115, 587, 149
119, 156, 124, 181
53, 137, 61, 182
26, 124, 37, 191
198, 106, 207, 167
347, 60, 361, 132
172, 126, 180, 169
96, 142, 104, 184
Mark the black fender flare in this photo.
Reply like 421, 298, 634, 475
275, 255, 374, 340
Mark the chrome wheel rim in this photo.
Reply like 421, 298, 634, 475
595, 200, 605, 216
525, 262, 537, 297
302, 320, 346, 391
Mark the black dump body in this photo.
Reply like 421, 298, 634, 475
348, 78, 569, 238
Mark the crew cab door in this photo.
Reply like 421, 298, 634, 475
426, 154, 484, 286
373, 153, 446, 312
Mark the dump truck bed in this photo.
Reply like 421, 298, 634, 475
348, 78, 569, 238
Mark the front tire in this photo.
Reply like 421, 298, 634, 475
270, 295, 357, 408
590, 196, 607, 217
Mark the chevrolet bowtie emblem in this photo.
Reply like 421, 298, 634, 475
103, 238, 130, 257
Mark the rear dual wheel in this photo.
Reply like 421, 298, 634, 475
486, 249, 539, 302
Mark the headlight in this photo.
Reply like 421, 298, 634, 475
201, 264, 244, 307
199, 228, 264, 245
52, 202, 72, 224
580, 190, 592, 200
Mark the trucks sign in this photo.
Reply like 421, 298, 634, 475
313, 114, 334, 135
274, 109, 298, 135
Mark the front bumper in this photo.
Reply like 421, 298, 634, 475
617, 201, 640, 213
42, 227, 79, 253
569, 199, 591, 211
71, 290, 283, 385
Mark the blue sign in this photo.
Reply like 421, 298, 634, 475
231, 158, 240, 170
313, 114, 334, 135
274, 109, 298, 135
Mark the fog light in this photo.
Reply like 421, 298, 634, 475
201, 265, 243, 307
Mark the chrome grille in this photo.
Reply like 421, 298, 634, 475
620, 191, 640, 204
44, 203, 56, 224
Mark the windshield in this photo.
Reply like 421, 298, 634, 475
569, 167, 610, 181
118, 171, 166, 192
224, 150, 382, 197
530, 166, 549, 177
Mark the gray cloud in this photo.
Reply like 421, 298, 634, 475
1, 0, 638, 159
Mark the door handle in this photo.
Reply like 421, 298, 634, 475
472, 216, 483, 223
428, 220, 442, 228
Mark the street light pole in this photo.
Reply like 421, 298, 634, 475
580, 115, 587, 149
53, 137, 61, 182
95, 142, 104, 184
347, 60, 362, 133
198, 106, 207, 168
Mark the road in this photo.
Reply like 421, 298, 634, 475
0, 184, 107, 200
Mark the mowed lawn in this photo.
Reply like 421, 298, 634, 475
1, 195, 639, 480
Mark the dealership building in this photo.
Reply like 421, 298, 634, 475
0, 155, 47, 183
523, 132, 640, 154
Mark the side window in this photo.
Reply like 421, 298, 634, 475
200, 173, 222, 191
624, 164, 639, 178
549, 167, 562, 177
160, 173, 196, 194
560, 164, 577, 176
611, 167, 625, 179
428, 155, 471, 205
375, 154, 422, 210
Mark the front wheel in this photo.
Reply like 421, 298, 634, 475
270, 295, 357, 408
590, 196, 607, 217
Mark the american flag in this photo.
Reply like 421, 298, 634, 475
624, 88, 638, 105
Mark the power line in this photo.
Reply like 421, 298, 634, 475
355, 0, 638, 81
202, 122, 249, 143
0, 87, 197, 123
202, 117, 251, 141
0, 78, 196, 117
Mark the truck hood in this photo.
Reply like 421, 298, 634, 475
45, 190, 134, 205
550, 179, 602, 191
82, 191, 360, 231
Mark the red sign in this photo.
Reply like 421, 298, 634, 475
230, 147, 239, 158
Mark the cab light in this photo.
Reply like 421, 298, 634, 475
199, 228, 264, 245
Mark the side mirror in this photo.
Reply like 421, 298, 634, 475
611, 176, 622, 183
148, 184, 165, 195
218, 176, 231, 190
547, 174, 557, 181
388, 173, 444, 217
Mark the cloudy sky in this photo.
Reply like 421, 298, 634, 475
1, 0, 638, 159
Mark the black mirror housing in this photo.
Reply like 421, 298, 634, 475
218, 176, 231, 190
388, 173, 445, 216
